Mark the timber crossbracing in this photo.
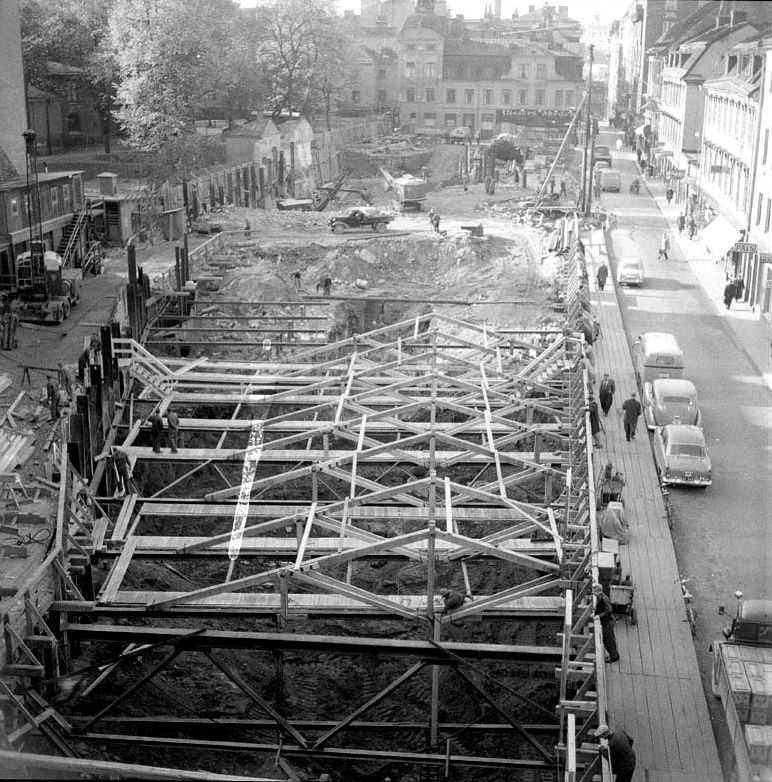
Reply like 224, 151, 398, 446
1, 240, 612, 779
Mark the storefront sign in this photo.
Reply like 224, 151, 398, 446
496, 109, 574, 127
733, 242, 757, 254
670, 169, 685, 179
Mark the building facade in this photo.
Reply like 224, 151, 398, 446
0, 0, 27, 179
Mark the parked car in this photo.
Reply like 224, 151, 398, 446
449, 127, 471, 144
594, 145, 612, 167
329, 207, 394, 234
616, 257, 644, 286
643, 378, 702, 430
652, 423, 712, 487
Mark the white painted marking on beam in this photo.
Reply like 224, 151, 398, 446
228, 420, 264, 560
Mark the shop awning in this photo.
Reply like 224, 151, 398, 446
701, 214, 742, 259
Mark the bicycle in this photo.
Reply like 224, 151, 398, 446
661, 487, 673, 529
679, 575, 697, 636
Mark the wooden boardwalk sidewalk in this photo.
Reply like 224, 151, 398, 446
586, 230, 723, 782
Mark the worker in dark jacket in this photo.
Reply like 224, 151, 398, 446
596, 262, 608, 291
148, 411, 164, 453
594, 723, 636, 782
46, 376, 59, 421
621, 391, 642, 442
592, 582, 619, 663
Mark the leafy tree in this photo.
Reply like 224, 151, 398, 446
19, 0, 115, 151
489, 136, 520, 163
257, 0, 355, 125
106, 0, 242, 155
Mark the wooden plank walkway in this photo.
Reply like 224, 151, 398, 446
586, 229, 723, 781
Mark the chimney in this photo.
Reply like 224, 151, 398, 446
97, 172, 118, 197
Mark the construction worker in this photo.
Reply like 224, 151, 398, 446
46, 376, 59, 421
57, 362, 73, 399
77, 348, 90, 382
166, 409, 180, 453
148, 411, 164, 453
111, 447, 133, 495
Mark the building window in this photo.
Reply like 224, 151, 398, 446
10, 198, 19, 218
424, 112, 436, 126
426, 88, 435, 102
446, 89, 456, 104
66, 83, 78, 103
456, 64, 464, 78
351, 90, 360, 104
51, 188, 59, 211
555, 90, 563, 106
406, 44, 416, 52
764, 129, 769, 166
519, 63, 529, 78
536, 63, 547, 79
377, 90, 387, 104
445, 113, 457, 127
464, 89, 474, 104
483, 89, 492, 105
63, 187, 70, 209
502, 90, 511, 105
766, 198, 771, 233
757, 192, 763, 226
405, 61, 416, 78
536, 90, 545, 106
519, 90, 527, 105
565, 90, 574, 105
426, 62, 436, 78
406, 88, 415, 103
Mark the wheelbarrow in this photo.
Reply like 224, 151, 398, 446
610, 581, 636, 625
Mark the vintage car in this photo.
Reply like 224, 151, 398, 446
329, 207, 393, 234
652, 423, 712, 488
643, 378, 702, 430
594, 145, 613, 167
616, 257, 645, 286
449, 127, 472, 144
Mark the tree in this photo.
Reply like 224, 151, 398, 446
19, 0, 115, 151
256, 0, 355, 125
106, 0, 242, 154
489, 136, 520, 163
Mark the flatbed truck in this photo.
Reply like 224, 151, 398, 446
711, 593, 772, 782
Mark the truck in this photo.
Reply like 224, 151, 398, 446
329, 207, 394, 234
11, 243, 81, 323
711, 593, 772, 782
597, 168, 622, 192
8, 131, 82, 324
379, 167, 428, 211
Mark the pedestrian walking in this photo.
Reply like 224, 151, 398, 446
166, 409, 180, 453
57, 361, 73, 399
621, 391, 642, 442
148, 411, 164, 453
658, 232, 670, 261
596, 262, 608, 291
592, 583, 619, 663
46, 376, 59, 421
615, 137, 623, 152
322, 276, 332, 297
244, 219, 251, 238
666, 185, 673, 204
549, 176, 555, 194
588, 397, 603, 448
687, 214, 696, 240
723, 280, 736, 310
291, 270, 301, 290
598, 373, 615, 416
734, 276, 745, 302
428, 208, 436, 228
432, 212, 441, 233
676, 213, 685, 234
559, 177, 567, 197
594, 724, 636, 782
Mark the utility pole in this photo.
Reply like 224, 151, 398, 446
580, 44, 594, 214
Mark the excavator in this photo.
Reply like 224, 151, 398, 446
10, 131, 81, 324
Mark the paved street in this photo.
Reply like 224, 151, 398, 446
595, 130, 772, 777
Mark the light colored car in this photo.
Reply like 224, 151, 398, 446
617, 257, 644, 286
643, 378, 702, 430
652, 424, 712, 488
